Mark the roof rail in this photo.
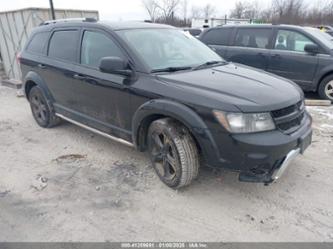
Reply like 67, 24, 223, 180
40, 17, 97, 26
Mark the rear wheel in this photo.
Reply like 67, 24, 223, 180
318, 75, 333, 101
29, 86, 61, 128
147, 118, 200, 189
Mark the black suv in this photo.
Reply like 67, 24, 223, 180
200, 24, 333, 101
20, 19, 312, 189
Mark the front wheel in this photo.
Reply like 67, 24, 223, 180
147, 118, 200, 189
318, 75, 333, 101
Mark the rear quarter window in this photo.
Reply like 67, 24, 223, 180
201, 28, 231, 46
26, 32, 49, 55
48, 30, 79, 62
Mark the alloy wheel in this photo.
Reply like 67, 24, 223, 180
30, 94, 48, 124
150, 131, 178, 181
325, 80, 333, 100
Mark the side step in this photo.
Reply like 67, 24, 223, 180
55, 113, 134, 148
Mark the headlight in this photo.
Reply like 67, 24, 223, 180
213, 111, 276, 133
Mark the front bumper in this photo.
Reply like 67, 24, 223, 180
205, 111, 313, 183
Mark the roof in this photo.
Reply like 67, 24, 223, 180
36, 20, 174, 32
213, 24, 305, 29
99, 21, 173, 30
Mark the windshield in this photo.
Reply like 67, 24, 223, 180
117, 28, 223, 71
304, 27, 333, 49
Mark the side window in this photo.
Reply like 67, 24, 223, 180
27, 32, 49, 55
202, 28, 231, 46
274, 30, 316, 52
48, 30, 79, 62
81, 31, 124, 68
234, 28, 271, 49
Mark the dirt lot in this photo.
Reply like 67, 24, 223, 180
0, 85, 333, 242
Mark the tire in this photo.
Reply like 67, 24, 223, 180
28, 86, 61, 128
147, 118, 200, 189
318, 75, 333, 101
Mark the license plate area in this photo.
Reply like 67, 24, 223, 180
299, 130, 312, 154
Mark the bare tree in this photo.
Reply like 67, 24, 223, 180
230, 1, 246, 19
202, 4, 216, 19
244, 1, 260, 19
155, 0, 180, 21
190, 6, 203, 19
258, 8, 273, 22
306, 1, 324, 25
309, 0, 333, 25
181, 0, 188, 21
272, 0, 306, 24
142, 0, 159, 22
142, 0, 333, 27
230, 1, 260, 19
325, 0, 333, 24
142, 0, 181, 25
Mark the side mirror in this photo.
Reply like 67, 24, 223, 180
304, 44, 319, 54
99, 57, 132, 76
188, 29, 202, 37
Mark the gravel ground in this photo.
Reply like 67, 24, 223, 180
0, 85, 333, 242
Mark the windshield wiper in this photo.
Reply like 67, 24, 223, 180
193, 60, 226, 71
151, 66, 192, 73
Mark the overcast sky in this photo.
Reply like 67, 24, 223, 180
0, 0, 276, 20
1, 0, 319, 21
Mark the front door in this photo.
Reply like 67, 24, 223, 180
267, 29, 319, 87
69, 29, 132, 140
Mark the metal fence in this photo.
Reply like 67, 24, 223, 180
191, 17, 252, 28
0, 7, 99, 81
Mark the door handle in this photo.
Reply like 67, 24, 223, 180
257, 52, 265, 57
73, 74, 86, 80
37, 64, 46, 69
272, 54, 281, 59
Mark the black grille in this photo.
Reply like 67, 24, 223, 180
272, 101, 302, 118
277, 112, 304, 131
271, 101, 305, 133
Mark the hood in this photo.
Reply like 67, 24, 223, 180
157, 63, 303, 112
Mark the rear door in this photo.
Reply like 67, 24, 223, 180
267, 29, 319, 87
200, 27, 233, 58
226, 27, 273, 70
43, 28, 80, 107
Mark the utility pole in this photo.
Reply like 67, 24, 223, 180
49, 0, 56, 20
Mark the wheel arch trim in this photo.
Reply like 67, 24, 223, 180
23, 71, 54, 102
132, 99, 220, 163
315, 66, 333, 90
